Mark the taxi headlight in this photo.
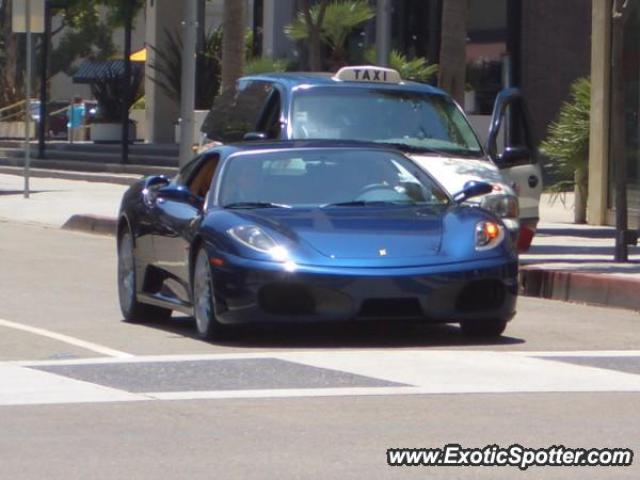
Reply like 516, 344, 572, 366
476, 221, 505, 251
481, 194, 519, 219
227, 225, 288, 261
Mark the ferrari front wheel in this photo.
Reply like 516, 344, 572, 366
460, 318, 507, 337
192, 248, 224, 339
118, 229, 171, 323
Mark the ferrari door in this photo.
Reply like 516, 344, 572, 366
148, 153, 220, 304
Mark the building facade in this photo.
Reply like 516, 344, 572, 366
588, 0, 640, 228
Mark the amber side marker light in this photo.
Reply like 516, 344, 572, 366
210, 257, 225, 267
476, 221, 503, 250
485, 222, 500, 239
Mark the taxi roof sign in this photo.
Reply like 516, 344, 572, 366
333, 66, 402, 84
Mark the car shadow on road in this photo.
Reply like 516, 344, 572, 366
142, 315, 525, 349
0, 189, 56, 196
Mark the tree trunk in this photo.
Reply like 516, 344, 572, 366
1, 0, 24, 106
574, 167, 588, 224
300, 0, 328, 71
438, 0, 469, 105
308, 27, 323, 71
221, 0, 245, 92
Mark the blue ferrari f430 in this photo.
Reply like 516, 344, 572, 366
117, 141, 518, 339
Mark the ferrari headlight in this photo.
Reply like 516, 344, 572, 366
481, 194, 519, 219
476, 221, 505, 251
227, 225, 288, 261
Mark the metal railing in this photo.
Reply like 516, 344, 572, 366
0, 100, 28, 122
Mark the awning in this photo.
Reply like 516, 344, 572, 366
130, 48, 146, 62
72, 60, 143, 84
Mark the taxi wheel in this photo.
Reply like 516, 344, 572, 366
460, 318, 507, 337
118, 229, 172, 323
192, 248, 225, 339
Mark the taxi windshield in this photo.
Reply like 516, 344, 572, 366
291, 87, 483, 157
218, 148, 450, 209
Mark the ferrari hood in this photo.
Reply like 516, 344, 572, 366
247, 207, 444, 261
409, 155, 515, 197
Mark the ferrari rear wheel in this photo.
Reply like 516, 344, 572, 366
193, 248, 224, 339
118, 229, 171, 323
460, 318, 508, 337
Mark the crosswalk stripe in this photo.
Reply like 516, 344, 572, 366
2, 350, 640, 407
0, 318, 133, 359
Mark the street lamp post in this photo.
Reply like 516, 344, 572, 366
179, 0, 198, 167
612, 0, 639, 261
375, 0, 391, 67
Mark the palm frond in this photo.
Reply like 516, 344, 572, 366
540, 77, 590, 181
364, 49, 438, 83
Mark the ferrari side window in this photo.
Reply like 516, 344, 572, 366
175, 156, 203, 186
187, 155, 220, 199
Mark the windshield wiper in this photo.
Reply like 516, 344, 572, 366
377, 142, 447, 156
223, 202, 291, 209
322, 200, 411, 208
379, 142, 482, 158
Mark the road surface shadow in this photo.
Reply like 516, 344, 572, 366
536, 226, 617, 239
141, 315, 525, 349
0, 189, 55, 196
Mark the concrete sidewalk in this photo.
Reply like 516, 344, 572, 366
0, 172, 127, 234
520, 193, 639, 311
1, 172, 639, 311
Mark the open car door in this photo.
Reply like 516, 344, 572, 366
486, 88, 543, 251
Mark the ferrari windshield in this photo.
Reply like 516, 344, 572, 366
291, 87, 483, 157
218, 148, 450, 208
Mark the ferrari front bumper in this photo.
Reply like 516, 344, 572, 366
209, 253, 518, 325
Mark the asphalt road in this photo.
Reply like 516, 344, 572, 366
1, 222, 639, 479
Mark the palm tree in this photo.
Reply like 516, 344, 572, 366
286, 0, 329, 71
287, 0, 375, 71
365, 49, 438, 83
438, 0, 469, 105
540, 78, 591, 224
221, 0, 245, 92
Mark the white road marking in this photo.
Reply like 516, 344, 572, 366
15, 349, 640, 368
0, 363, 145, 406
3, 349, 640, 407
279, 350, 640, 393
0, 318, 133, 359
508, 350, 640, 357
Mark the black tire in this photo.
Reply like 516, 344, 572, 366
117, 229, 172, 323
460, 318, 508, 337
192, 247, 225, 339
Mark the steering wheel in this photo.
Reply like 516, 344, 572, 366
355, 183, 404, 202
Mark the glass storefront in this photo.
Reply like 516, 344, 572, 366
609, 1, 640, 221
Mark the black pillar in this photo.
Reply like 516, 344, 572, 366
427, 0, 442, 68
121, 1, 133, 164
612, 6, 629, 261
253, 0, 263, 57
506, 0, 522, 88
37, 1, 51, 159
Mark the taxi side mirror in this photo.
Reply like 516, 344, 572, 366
498, 146, 532, 166
243, 132, 267, 141
486, 88, 535, 166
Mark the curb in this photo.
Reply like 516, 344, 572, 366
0, 158, 177, 180
0, 165, 139, 186
62, 215, 117, 236
520, 266, 640, 311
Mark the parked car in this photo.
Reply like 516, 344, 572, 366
117, 141, 518, 339
200, 66, 543, 251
